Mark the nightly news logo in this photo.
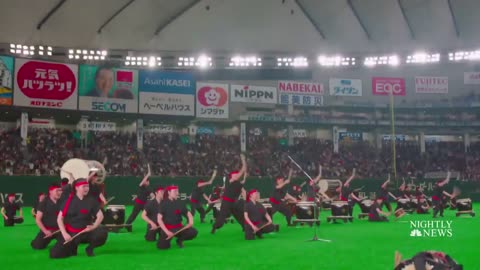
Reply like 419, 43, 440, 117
409, 221, 453, 238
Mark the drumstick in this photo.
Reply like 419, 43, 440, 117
288, 155, 314, 180
43, 230, 60, 239
166, 226, 190, 240
63, 229, 87, 245
105, 196, 115, 206
254, 223, 271, 232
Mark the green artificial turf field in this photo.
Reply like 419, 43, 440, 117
0, 204, 477, 270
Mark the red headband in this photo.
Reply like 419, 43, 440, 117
246, 189, 257, 202
74, 180, 89, 187
49, 185, 60, 192
229, 171, 240, 179
7, 193, 15, 198
166, 185, 178, 191
156, 187, 164, 193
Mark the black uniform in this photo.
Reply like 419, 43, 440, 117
212, 180, 245, 232
157, 198, 198, 249
31, 198, 61, 249
244, 201, 275, 240
368, 201, 388, 222
416, 200, 429, 214
378, 187, 392, 212
59, 184, 72, 205
205, 187, 221, 215
190, 182, 207, 222
306, 183, 317, 202
290, 187, 302, 200
269, 185, 292, 225
49, 194, 108, 258
126, 185, 152, 225
144, 199, 161, 241
88, 183, 103, 207
348, 189, 362, 216
432, 185, 445, 218
2, 200, 22, 227
32, 199, 41, 217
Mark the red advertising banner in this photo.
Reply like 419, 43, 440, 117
14, 59, 78, 109
372, 77, 405, 96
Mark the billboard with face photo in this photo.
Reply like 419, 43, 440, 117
78, 65, 139, 113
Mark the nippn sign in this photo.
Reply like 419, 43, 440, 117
230, 85, 277, 104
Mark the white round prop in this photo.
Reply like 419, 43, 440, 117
317, 179, 342, 193
60, 158, 106, 183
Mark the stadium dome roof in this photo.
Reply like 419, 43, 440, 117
1, 0, 479, 55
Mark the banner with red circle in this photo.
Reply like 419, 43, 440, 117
14, 59, 78, 109
196, 82, 229, 119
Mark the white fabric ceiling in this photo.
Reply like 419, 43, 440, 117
0, 0, 479, 54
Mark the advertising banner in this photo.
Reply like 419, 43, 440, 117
329, 78, 362, 96
230, 84, 277, 104
339, 132, 363, 141
145, 124, 175, 133
78, 121, 116, 132
0, 56, 14, 105
14, 59, 78, 109
78, 65, 138, 113
372, 77, 405, 96
196, 82, 229, 119
139, 71, 195, 116
415, 76, 448, 94
464, 72, 480, 85
278, 80, 324, 107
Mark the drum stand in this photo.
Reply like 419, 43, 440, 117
306, 202, 331, 243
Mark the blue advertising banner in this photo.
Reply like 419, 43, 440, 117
139, 71, 195, 116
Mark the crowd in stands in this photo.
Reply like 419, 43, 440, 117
1, 128, 480, 180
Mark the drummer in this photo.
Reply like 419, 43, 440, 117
1, 193, 23, 227
378, 175, 392, 212
368, 197, 390, 222
31, 183, 62, 249
269, 169, 297, 226
205, 185, 222, 216
141, 187, 164, 241
432, 172, 456, 218
335, 169, 356, 215
190, 169, 217, 223
416, 197, 430, 214
125, 165, 153, 231
32, 193, 46, 218
306, 165, 327, 202
244, 189, 276, 240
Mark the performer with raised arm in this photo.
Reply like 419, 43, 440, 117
432, 172, 456, 218
31, 183, 62, 250
156, 185, 197, 250
306, 165, 327, 202
244, 189, 275, 240
141, 187, 164, 242
378, 175, 393, 212
211, 154, 247, 234
49, 178, 108, 258
336, 168, 356, 202
205, 185, 222, 215
269, 168, 297, 226
125, 165, 153, 231
190, 168, 217, 223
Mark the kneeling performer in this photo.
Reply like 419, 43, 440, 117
141, 187, 164, 241
157, 185, 198, 249
368, 197, 390, 222
49, 178, 108, 258
244, 189, 276, 240
31, 183, 62, 250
